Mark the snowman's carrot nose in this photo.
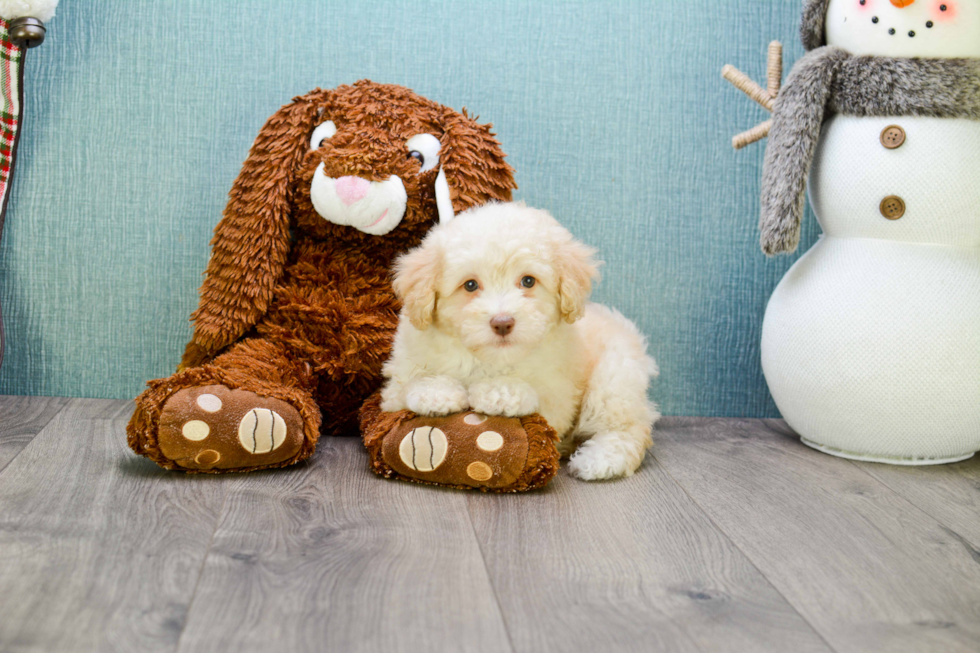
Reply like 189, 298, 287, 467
890, 0, 916, 7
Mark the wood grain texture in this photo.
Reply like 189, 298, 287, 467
0, 398, 227, 653
0, 394, 68, 472
857, 455, 980, 551
4, 396, 980, 653
653, 417, 980, 653
768, 419, 980, 552
467, 461, 834, 653
175, 437, 513, 653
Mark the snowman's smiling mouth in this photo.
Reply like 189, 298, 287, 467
871, 13, 937, 37
867, 0, 946, 39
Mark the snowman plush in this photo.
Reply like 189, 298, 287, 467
734, 0, 980, 463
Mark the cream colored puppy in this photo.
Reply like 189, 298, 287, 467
380, 202, 660, 480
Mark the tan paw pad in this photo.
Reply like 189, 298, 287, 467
476, 431, 503, 452
182, 420, 210, 441
466, 461, 493, 482
195, 450, 221, 466
238, 409, 288, 454
399, 427, 448, 472
196, 393, 223, 413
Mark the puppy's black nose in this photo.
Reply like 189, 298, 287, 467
490, 315, 515, 336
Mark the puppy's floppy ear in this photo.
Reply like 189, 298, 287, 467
392, 240, 441, 330
437, 108, 517, 219
182, 89, 330, 368
556, 239, 601, 324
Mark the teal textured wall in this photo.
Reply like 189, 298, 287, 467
0, 0, 820, 417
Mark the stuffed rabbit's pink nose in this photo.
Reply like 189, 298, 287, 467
335, 176, 370, 206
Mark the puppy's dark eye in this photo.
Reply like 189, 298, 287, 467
521, 276, 536, 289
464, 280, 479, 292
408, 151, 425, 166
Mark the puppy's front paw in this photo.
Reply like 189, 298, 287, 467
405, 377, 469, 416
566, 435, 644, 481
468, 379, 539, 417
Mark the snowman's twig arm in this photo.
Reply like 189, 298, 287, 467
722, 41, 783, 149
767, 42, 783, 97
722, 65, 774, 111
733, 120, 772, 150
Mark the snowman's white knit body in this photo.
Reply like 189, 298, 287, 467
761, 0, 980, 463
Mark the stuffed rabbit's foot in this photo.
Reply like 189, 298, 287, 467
157, 385, 306, 471
360, 392, 561, 492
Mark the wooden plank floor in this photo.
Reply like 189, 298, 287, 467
1, 396, 978, 653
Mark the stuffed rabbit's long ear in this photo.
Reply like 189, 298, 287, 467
437, 109, 517, 218
182, 92, 325, 366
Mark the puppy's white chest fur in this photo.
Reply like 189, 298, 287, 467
382, 317, 589, 436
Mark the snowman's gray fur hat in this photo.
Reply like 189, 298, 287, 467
801, 0, 832, 50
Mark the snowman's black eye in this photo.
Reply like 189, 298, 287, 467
860, 0, 866, 4
872, 16, 879, 23
464, 280, 479, 292
908, 30, 916, 37
940, 4, 947, 10
926, 21, 934, 27
521, 276, 536, 289
889, 27, 896, 34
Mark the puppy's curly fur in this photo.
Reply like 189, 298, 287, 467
381, 202, 660, 480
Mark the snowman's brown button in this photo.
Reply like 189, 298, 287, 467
880, 196, 906, 220
880, 125, 906, 149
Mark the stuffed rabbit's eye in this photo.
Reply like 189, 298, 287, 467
405, 133, 441, 173
463, 279, 480, 292
521, 276, 536, 289
310, 120, 337, 149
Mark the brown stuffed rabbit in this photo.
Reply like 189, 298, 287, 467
127, 81, 524, 473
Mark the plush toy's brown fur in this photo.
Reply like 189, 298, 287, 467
128, 81, 517, 473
